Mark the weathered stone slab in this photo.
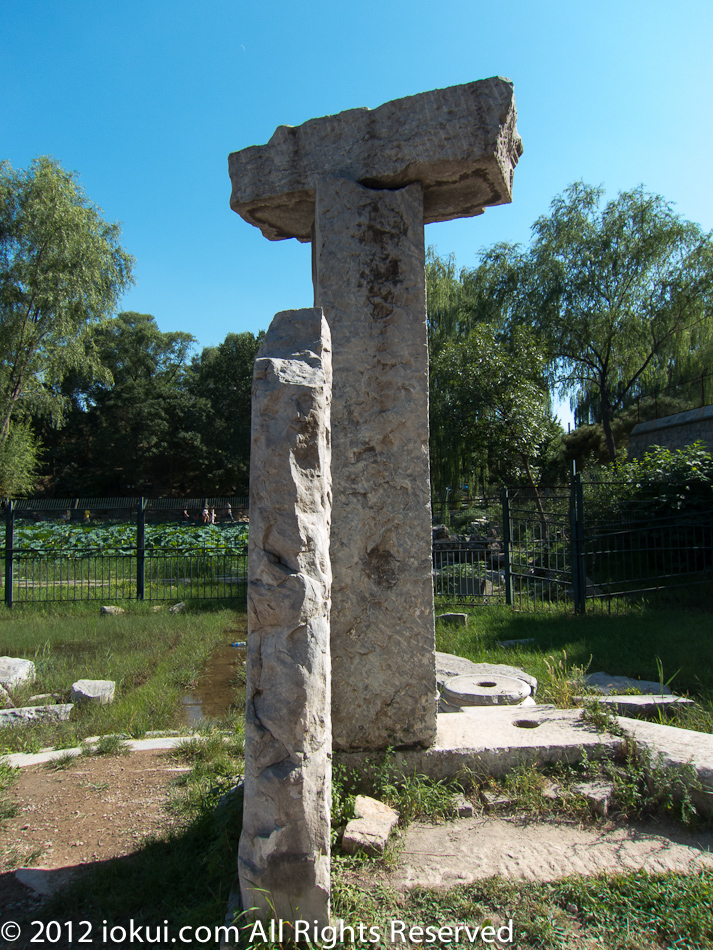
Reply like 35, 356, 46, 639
583, 694, 695, 716
442, 674, 531, 707
229, 78, 522, 241
0, 684, 13, 708
572, 780, 615, 816
438, 613, 468, 626
313, 177, 436, 752
585, 672, 674, 696
238, 308, 332, 926
0, 657, 35, 689
341, 795, 399, 856
0, 704, 73, 724
436, 654, 537, 694
100, 605, 124, 616
71, 680, 115, 705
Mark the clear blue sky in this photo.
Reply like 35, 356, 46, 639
3, 0, 712, 426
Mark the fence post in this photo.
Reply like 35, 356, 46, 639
4, 500, 13, 609
569, 468, 586, 615
501, 487, 512, 607
136, 497, 145, 601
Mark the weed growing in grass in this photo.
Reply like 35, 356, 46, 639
47, 749, 80, 770
82, 734, 130, 756
540, 649, 592, 707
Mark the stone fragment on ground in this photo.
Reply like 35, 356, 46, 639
584, 694, 695, 716
585, 672, 673, 696
480, 789, 512, 811
0, 657, 35, 688
341, 796, 400, 856
100, 605, 124, 616
436, 653, 537, 695
571, 780, 615, 816
71, 679, 115, 705
15, 866, 77, 897
453, 794, 474, 817
0, 683, 13, 708
0, 704, 73, 724
27, 693, 60, 705
442, 673, 531, 708
437, 613, 468, 626
169, 602, 186, 613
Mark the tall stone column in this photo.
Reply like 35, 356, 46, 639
313, 178, 436, 751
238, 308, 332, 925
229, 77, 523, 753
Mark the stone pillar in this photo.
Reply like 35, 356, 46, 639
238, 308, 332, 925
228, 77, 523, 754
313, 178, 436, 752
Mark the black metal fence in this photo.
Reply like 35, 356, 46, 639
2, 497, 248, 607
433, 473, 713, 613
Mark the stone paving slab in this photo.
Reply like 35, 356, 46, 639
2, 735, 201, 769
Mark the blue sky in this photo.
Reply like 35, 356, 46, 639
3, 1, 712, 425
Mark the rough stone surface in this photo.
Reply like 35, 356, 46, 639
71, 680, 115, 705
585, 672, 674, 696
0, 704, 73, 724
314, 177, 436, 752
442, 673, 531, 707
0, 657, 35, 689
169, 601, 186, 613
239, 308, 332, 926
229, 82, 522, 755
628, 404, 713, 458
0, 684, 13, 707
583, 694, 695, 716
572, 780, 615, 817
341, 795, 399, 856
436, 653, 537, 695
229, 78, 522, 241
453, 794, 474, 817
27, 693, 59, 705
100, 606, 124, 616
437, 613, 468, 626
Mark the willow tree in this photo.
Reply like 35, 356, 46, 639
0, 156, 133, 490
494, 183, 713, 461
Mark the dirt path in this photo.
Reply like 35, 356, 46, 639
0, 750, 187, 915
3, 750, 713, 921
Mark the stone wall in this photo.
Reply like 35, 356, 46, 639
627, 405, 713, 459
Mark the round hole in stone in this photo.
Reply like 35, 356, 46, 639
477, 681, 497, 688
513, 719, 541, 729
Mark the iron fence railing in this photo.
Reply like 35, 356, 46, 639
2, 497, 248, 607
432, 473, 713, 613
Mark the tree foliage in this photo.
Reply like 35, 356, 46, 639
427, 249, 560, 498
0, 157, 134, 445
486, 182, 713, 461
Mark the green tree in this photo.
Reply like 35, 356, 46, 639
0, 157, 134, 461
38, 313, 207, 495
433, 324, 561, 514
490, 183, 713, 461
190, 331, 264, 494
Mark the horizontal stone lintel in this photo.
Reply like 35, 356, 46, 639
229, 77, 522, 241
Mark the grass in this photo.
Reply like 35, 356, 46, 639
332, 868, 713, 949
0, 598, 247, 753
435, 603, 713, 732
3, 599, 713, 947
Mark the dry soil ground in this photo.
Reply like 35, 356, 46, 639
2, 749, 713, 937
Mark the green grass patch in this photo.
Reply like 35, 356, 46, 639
332, 867, 713, 949
0, 599, 247, 753
436, 604, 713, 731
